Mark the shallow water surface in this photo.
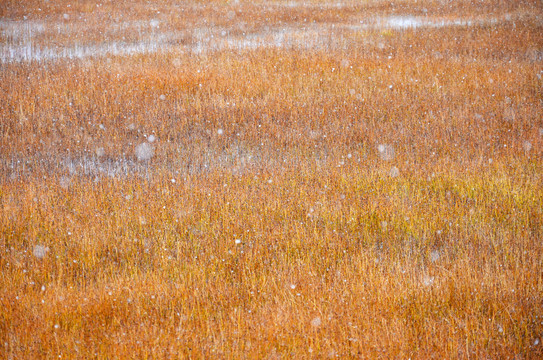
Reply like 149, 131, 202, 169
0, 14, 509, 63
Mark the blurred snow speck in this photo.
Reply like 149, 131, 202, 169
430, 250, 440, 263
390, 166, 400, 178
135, 142, 154, 161
217, 128, 224, 135
148, 134, 156, 143
33, 245, 49, 259
59, 176, 71, 189
235, 239, 241, 244
377, 144, 394, 161
311, 317, 322, 327
159, 94, 166, 101
422, 275, 435, 287
522, 140, 532, 152
95, 147, 105, 157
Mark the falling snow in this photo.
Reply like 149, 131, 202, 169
59, 176, 71, 189
1, 2, 540, 357
33, 245, 49, 259
377, 144, 394, 161
135, 142, 154, 161
422, 275, 435, 287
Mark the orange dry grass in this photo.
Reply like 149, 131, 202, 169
1, 0, 543, 358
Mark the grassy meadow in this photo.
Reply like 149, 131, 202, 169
1, 0, 542, 358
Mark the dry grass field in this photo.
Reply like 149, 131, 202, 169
1, 0, 542, 358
